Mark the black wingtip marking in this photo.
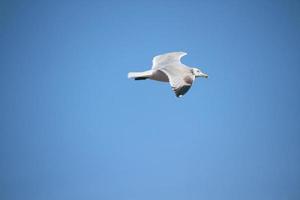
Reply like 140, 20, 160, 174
134, 77, 148, 80
175, 85, 191, 97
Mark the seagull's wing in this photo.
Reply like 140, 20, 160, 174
160, 66, 194, 97
152, 52, 187, 69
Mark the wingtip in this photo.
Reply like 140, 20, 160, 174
173, 51, 187, 55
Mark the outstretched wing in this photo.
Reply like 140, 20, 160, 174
152, 52, 187, 69
160, 67, 194, 97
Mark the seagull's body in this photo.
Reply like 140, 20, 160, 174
128, 52, 208, 97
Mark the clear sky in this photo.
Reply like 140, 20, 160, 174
1, 0, 300, 199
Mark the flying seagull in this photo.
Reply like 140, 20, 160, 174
128, 52, 208, 97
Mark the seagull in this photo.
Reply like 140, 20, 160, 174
128, 52, 208, 97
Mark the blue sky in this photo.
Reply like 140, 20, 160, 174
1, 0, 300, 199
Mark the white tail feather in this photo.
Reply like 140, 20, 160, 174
128, 70, 152, 79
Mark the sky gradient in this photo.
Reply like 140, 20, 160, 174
1, 0, 300, 199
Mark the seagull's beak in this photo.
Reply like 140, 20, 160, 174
199, 72, 208, 78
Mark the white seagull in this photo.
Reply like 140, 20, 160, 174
128, 52, 208, 97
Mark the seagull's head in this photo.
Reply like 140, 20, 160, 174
192, 68, 208, 78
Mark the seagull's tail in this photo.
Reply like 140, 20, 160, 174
128, 70, 152, 80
